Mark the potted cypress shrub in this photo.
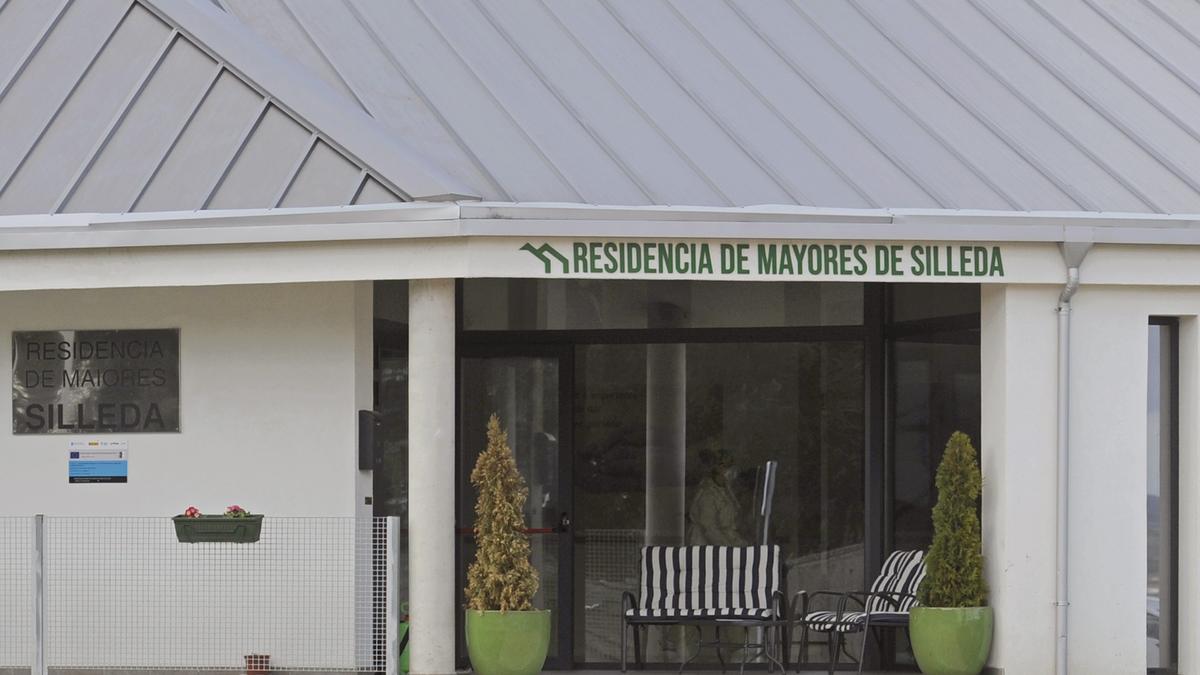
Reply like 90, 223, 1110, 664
464, 414, 550, 675
911, 432, 994, 675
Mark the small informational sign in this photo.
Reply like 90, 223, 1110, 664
12, 329, 179, 434
68, 440, 129, 484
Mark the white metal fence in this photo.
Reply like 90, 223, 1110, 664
1, 516, 400, 673
0, 518, 32, 669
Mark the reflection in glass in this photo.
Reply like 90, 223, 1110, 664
463, 279, 863, 330
374, 356, 408, 552
374, 356, 409, 509
889, 337, 980, 552
886, 285, 980, 668
573, 342, 863, 664
890, 284, 979, 323
1147, 322, 1177, 674
461, 357, 561, 659
373, 280, 409, 666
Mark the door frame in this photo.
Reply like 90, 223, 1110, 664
456, 342, 576, 669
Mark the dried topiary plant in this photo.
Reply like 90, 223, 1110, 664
464, 414, 539, 612
918, 431, 988, 608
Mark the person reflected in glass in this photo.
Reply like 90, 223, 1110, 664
687, 448, 748, 546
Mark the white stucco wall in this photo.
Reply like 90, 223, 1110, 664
0, 282, 376, 670
1066, 285, 1200, 674
0, 282, 365, 517
984, 277, 1200, 674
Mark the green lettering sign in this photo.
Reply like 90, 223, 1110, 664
520, 241, 1006, 279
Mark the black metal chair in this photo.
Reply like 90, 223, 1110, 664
790, 550, 927, 674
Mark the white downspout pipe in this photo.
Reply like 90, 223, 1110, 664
1055, 267, 1078, 675
1055, 242, 1090, 675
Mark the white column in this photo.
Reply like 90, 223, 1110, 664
408, 278, 456, 675
1178, 317, 1198, 674
354, 281, 376, 668
354, 281, 375, 517
645, 294, 688, 547
980, 285, 1059, 674
645, 342, 687, 545
1067, 289, 1152, 673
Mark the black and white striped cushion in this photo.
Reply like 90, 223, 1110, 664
865, 550, 926, 613
625, 608, 775, 619
797, 551, 925, 635
801, 609, 912, 633
802, 610, 865, 632
637, 545, 782, 618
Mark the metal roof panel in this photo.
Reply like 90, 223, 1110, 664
0, 0, 479, 217
5, 0, 1200, 215
217, 0, 1200, 213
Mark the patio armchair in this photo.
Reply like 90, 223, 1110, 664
790, 550, 927, 675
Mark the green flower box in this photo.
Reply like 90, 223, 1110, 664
172, 515, 263, 543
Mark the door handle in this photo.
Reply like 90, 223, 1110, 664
557, 512, 571, 533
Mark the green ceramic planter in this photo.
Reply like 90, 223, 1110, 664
910, 606, 993, 675
465, 609, 550, 675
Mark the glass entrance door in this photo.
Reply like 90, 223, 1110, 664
459, 350, 573, 667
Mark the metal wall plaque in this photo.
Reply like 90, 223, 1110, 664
13, 329, 180, 434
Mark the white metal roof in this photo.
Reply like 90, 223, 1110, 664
0, 0, 476, 216
4, 0, 1200, 218
214, 0, 1200, 213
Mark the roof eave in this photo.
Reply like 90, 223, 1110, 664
0, 203, 1196, 251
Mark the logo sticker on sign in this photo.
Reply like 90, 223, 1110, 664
67, 440, 129, 484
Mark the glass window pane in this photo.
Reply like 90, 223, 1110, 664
460, 357, 562, 659
888, 284, 982, 560
463, 279, 863, 330
373, 356, 408, 517
573, 341, 864, 665
1148, 322, 1177, 673
887, 282, 981, 669
372, 280, 409, 610
375, 280, 408, 324
890, 283, 978, 322
573, 344, 645, 664
889, 336, 981, 553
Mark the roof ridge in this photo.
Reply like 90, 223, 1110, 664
141, 0, 480, 202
